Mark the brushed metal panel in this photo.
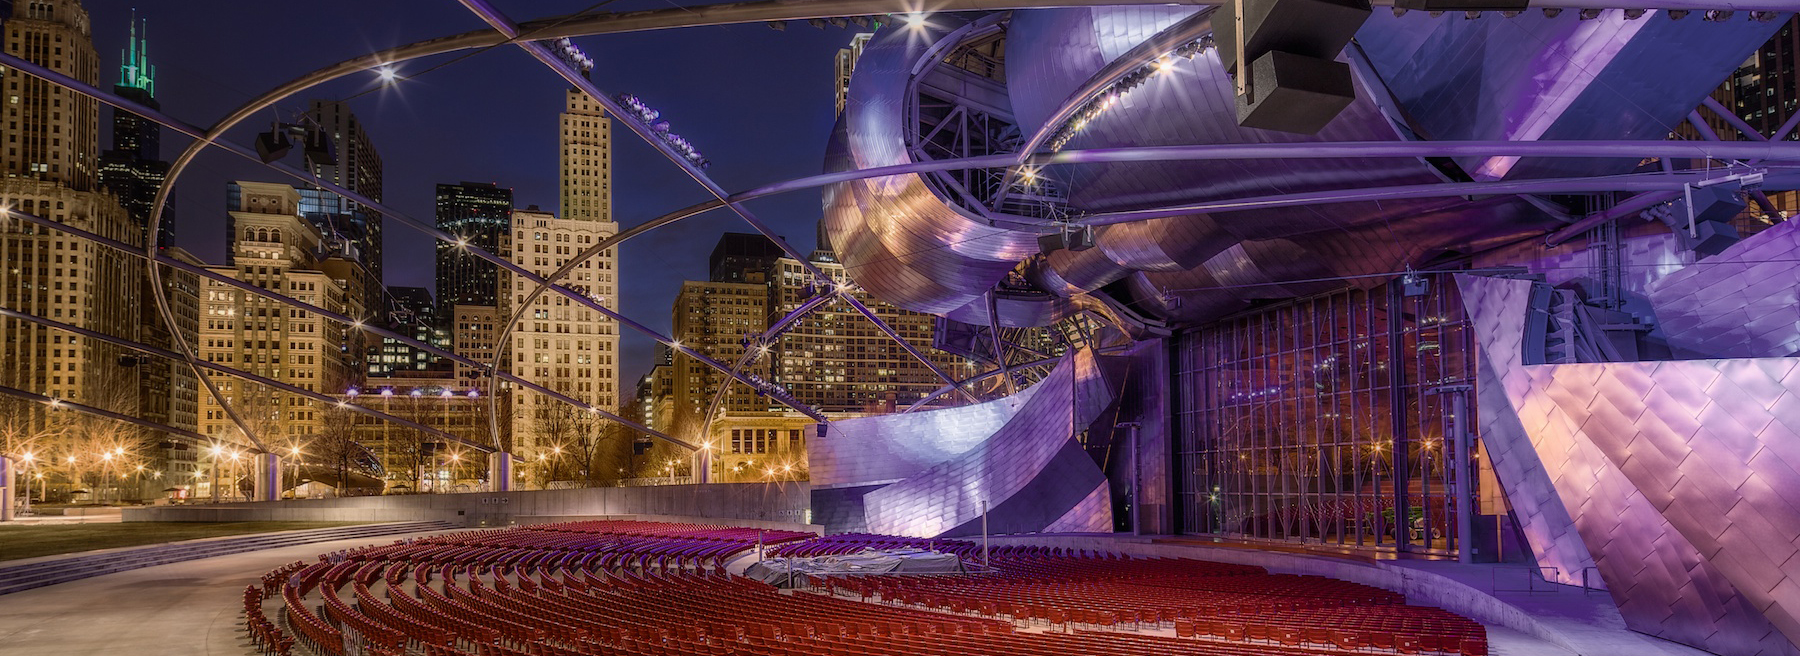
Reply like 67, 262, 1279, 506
1465, 272, 1800, 655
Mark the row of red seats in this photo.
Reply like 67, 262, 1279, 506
265, 521, 1489, 656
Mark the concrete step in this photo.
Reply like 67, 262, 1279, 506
0, 521, 456, 596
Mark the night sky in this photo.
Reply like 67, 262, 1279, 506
82, 0, 862, 388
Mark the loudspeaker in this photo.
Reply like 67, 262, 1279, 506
1235, 51, 1357, 135
254, 130, 292, 164
1690, 185, 1746, 225
1215, 0, 1370, 135
816, 423, 828, 439
303, 128, 337, 168
1038, 226, 1095, 253
1684, 219, 1740, 256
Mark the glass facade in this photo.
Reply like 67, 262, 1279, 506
1174, 278, 1477, 554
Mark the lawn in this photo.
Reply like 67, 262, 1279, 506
0, 521, 369, 562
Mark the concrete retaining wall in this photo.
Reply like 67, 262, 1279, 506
123, 483, 813, 530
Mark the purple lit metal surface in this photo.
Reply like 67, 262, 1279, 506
861, 350, 1116, 537
1461, 274, 1800, 655
822, 24, 1041, 321
1357, 12, 1777, 182
811, 382, 1041, 490
1457, 275, 1602, 588
822, 9, 1779, 331
1647, 218, 1800, 359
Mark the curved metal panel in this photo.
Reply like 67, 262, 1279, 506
1647, 218, 1800, 359
1461, 274, 1800, 656
825, 9, 1769, 331
862, 349, 1116, 537
1356, 12, 1783, 181
824, 26, 1039, 317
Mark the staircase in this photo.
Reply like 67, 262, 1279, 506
0, 520, 456, 596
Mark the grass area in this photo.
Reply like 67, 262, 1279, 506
0, 521, 369, 562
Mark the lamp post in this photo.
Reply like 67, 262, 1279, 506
100, 450, 115, 505
287, 445, 302, 500
206, 444, 223, 504
65, 454, 78, 504
19, 452, 34, 516
229, 450, 244, 501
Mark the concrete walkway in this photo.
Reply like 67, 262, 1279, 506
0, 532, 444, 656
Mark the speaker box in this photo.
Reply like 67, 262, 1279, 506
254, 130, 292, 164
1691, 184, 1746, 225
1215, 0, 1372, 75
1683, 219, 1741, 256
1235, 51, 1357, 135
1039, 227, 1096, 253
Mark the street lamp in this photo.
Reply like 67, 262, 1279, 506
18, 452, 34, 515
287, 446, 302, 500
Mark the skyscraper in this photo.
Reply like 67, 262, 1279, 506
434, 181, 513, 310
97, 12, 172, 248
198, 182, 360, 446
0, 0, 146, 482
492, 81, 621, 469
1, 0, 101, 191
505, 206, 618, 463
301, 100, 385, 318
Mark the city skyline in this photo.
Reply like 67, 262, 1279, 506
79, 0, 868, 386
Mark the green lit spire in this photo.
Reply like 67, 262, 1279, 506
118, 10, 155, 96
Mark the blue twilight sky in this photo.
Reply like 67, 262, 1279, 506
82, 0, 865, 388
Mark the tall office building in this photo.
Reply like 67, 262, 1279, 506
1, 0, 101, 191
505, 206, 618, 462
198, 182, 358, 443
368, 286, 448, 376
301, 100, 385, 318
560, 90, 612, 225
434, 181, 512, 310
96, 12, 172, 248
767, 254, 972, 414
0, 0, 146, 472
559, 88, 618, 410
496, 85, 621, 465
709, 232, 787, 284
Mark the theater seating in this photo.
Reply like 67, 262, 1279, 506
254, 521, 1487, 656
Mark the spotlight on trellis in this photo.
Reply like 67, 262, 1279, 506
615, 94, 711, 169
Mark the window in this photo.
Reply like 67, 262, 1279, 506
1173, 279, 1476, 555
